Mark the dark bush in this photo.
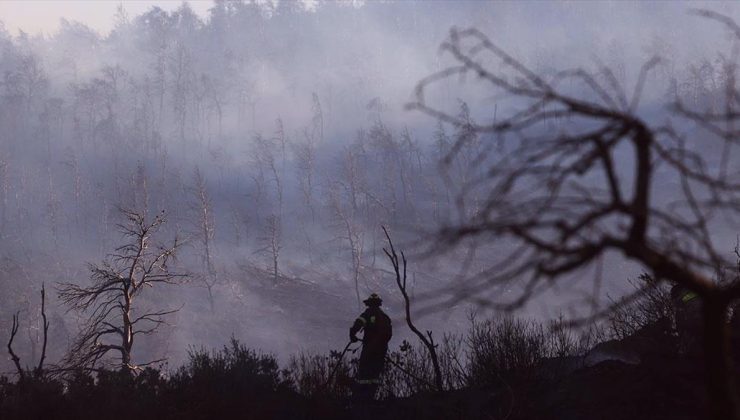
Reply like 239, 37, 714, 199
0, 373, 66, 419
466, 316, 552, 386
164, 337, 297, 418
607, 275, 674, 341
287, 348, 355, 399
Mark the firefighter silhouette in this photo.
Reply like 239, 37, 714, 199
349, 293, 392, 402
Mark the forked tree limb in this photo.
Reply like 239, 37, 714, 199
7, 311, 23, 380
382, 226, 444, 392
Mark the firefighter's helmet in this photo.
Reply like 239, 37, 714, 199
363, 293, 382, 306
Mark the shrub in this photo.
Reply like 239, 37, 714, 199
169, 337, 292, 400
466, 316, 549, 386
607, 275, 674, 341
287, 349, 355, 399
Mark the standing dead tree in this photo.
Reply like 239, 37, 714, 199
382, 226, 444, 392
256, 214, 282, 285
190, 167, 217, 312
36, 284, 49, 375
328, 182, 365, 310
7, 311, 24, 380
58, 209, 186, 372
294, 128, 318, 221
6, 284, 50, 380
409, 12, 740, 420
0, 155, 7, 236
254, 133, 283, 214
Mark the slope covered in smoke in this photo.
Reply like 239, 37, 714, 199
0, 0, 737, 372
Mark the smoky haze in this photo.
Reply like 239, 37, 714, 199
0, 0, 737, 371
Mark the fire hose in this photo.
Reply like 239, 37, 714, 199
323, 339, 436, 390
322, 340, 360, 390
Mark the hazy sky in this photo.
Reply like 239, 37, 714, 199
0, 1, 214, 35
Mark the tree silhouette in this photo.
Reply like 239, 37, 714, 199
409, 11, 740, 420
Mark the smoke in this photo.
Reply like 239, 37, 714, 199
0, 0, 737, 370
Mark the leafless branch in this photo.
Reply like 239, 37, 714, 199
7, 311, 23, 380
409, 15, 740, 419
383, 226, 444, 392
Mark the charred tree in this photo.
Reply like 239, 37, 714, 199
6, 284, 50, 381
58, 209, 186, 372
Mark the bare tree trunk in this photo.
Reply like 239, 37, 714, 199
205, 285, 215, 313
7, 312, 24, 381
0, 158, 7, 236
383, 227, 444, 392
331, 186, 364, 310
194, 168, 217, 310
258, 214, 281, 285
6, 284, 50, 380
703, 299, 739, 420
36, 283, 49, 375
122, 285, 133, 370
270, 215, 280, 284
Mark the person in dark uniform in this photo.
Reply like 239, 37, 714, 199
349, 293, 392, 402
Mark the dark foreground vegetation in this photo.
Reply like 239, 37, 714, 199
2, 283, 735, 420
